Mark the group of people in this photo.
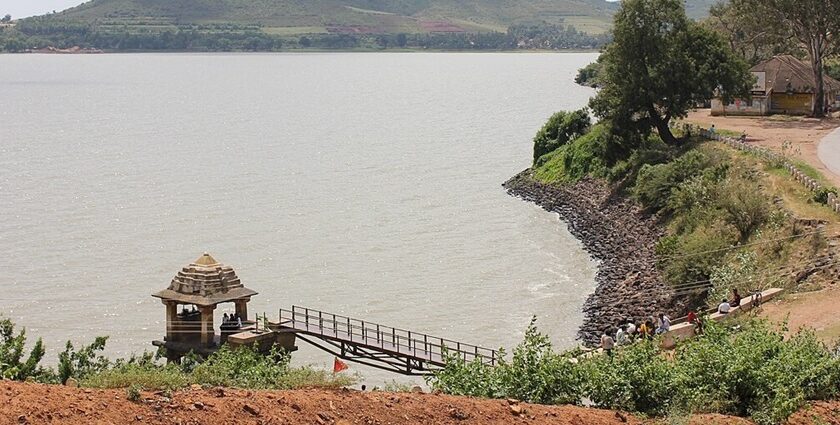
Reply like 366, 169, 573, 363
601, 288, 747, 356
600, 313, 672, 355
222, 312, 243, 329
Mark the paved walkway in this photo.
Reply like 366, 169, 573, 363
819, 127, 840, 180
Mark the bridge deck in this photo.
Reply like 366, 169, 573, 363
275, 306, 497, 374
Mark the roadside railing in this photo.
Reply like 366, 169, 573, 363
679, 122, 840, 215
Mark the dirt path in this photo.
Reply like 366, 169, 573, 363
3, 381, 838, 425
759, 285, 840, 343
1, 381, 642, 425
685, 109, 840, 187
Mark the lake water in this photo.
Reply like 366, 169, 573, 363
0, 52, 598, 385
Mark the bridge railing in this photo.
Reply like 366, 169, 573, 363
278, 306, 497, 366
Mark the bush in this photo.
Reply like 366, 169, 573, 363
582, 339, 674, 415
672, 320, 840, 425
427, 318, 584, 405
534, 124, 610, 183
709, 251, 758, 307
575, 61, 602, 88
717, 178, 771, 243
126, 384, 142, 402
813, 187, 838, 205
532, 109, 591, 164
657, 226, 733, 294
608, 138, 674, 184
634, 150, 712, 212
0, 318, 48, 382
58, 336, 110, 384
83, 344, 355, 391
430, 318, 840, 424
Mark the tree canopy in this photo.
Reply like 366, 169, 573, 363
590, 0, 752, 145
730, 0, 840, 117
705, 1, 794, 65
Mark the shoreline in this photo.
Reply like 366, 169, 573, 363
2, 48, 601, 55
503, 170, 684, 345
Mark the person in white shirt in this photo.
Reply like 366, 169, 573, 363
601, 331, 615, 356
615, 326, 629, 345
657, 313, 671, 334
718, 299, 731, 314
625, 320, 636, 340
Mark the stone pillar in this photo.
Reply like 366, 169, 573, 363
200, 305, 216, 347
164, 301, 177, 342
235, 299, 249, 321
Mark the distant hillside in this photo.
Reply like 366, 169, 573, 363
1, 0, 717, 52
45, 0, 619, 35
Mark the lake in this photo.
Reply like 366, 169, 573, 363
0, 52, 598, 385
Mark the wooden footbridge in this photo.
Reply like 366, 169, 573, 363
271, 306, 499, 375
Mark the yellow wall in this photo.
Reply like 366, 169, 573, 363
771, 93, 812, 114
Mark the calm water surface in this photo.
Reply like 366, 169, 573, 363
0, 52, 597, 385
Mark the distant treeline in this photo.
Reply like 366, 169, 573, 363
0, 19, 610, 52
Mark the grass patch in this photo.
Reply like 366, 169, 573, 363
790, 159, 834, 188
562, 16, 614, 35
82, 364, 190, 391
764, 166, 839, 223
262, 26, 329, 35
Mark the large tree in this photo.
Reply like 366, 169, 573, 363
706, 1, 794, 65
734, 0, 840, 117
590, 0, 752, 144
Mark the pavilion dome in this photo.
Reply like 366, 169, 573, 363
152, 253, 258, 306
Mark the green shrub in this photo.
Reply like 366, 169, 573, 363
813, 187, 838, 205
427, 318, 584, 405
534, 124, 610, 183
608, 140, 674, 184
126, 384, 142, 402
58, 337, 110, 385
673, 320, 840, 425
0, 318, 49, 382
634, 151, 712, 212
717, 178, 771, 243
532, 109, 591, 164
430, 318, 840, 424
659, 225, 733, 287
709, 251, 757, 307
582, 339, 674, 415
575, 61, 602, 88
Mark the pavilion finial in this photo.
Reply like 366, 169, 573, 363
194, 252, 218, 266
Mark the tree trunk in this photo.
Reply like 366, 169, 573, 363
810, 40, 826, 118
654, 117, 677, 144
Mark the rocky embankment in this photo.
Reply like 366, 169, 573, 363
504, 170, 684, 345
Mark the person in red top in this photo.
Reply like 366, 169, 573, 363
687, 311, 703, 334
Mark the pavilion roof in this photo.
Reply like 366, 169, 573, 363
152, 253, 257, 306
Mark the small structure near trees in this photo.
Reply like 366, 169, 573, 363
712, 55, 840, 116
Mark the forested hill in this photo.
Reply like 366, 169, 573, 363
33, 0, 619, 35
1, 0, 717, 52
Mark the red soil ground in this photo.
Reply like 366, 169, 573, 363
2, 381, 838, 425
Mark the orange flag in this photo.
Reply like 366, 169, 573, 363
333, 357, 349, 373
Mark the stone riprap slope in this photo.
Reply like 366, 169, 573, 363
504, 171, 684, 344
